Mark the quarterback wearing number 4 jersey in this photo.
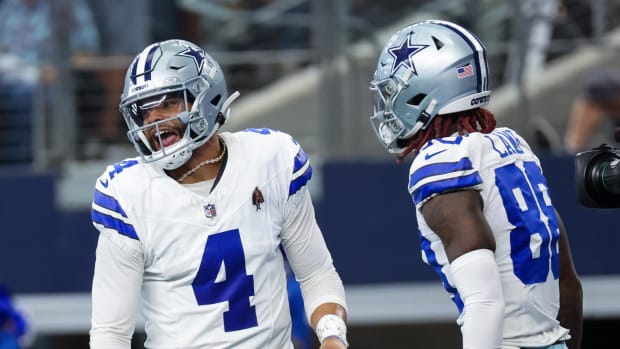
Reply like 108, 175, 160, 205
369, 20, 582, 349
90, 39, 348, 349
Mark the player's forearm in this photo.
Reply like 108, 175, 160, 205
296, 262, 348, 347
90, 235, 142, 349
89, 331, 132, 349
451, 249, 505, 348
558, 285, 583, 349
310, 302, 347, 329
90, 307, 136, 349
311, 303, 348, 348
555, 211, 583, 349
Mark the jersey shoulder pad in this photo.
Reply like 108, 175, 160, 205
94, 157, 146, 194
239, 127, 300, 150
231, 128, 304, 160
409, 134, 483, 206
92, 157, 144, 242
228, 129, 311, 196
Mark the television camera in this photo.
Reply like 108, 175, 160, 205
575, 143, 620, 208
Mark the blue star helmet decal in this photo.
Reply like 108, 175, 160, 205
388, 31, 429, 75
176, 45, 205, 74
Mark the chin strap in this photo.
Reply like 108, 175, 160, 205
395, 99, 438, 163
402, 99, 438, 140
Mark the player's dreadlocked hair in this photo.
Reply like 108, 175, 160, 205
396, 107, 497, 164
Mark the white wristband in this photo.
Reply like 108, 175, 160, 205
315, 314, 349, 347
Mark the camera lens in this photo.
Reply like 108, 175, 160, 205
580, 147, 620, 207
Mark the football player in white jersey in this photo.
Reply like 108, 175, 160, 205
89, 39, 348, 349
369, 20, 582, 349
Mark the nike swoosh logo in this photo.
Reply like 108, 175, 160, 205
99, 178, 109, 188
424, 149, 447, 160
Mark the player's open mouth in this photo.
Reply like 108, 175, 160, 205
152, 129, 180, 151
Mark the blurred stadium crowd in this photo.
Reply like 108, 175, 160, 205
0, 0, 618, 169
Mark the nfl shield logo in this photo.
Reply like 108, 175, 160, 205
204, 204, 217, 219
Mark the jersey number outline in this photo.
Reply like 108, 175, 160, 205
192, 229, 258, 332
495, 161, 560, 285
109, 159, 139, 180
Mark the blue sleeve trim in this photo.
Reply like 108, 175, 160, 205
409, 157, 474, 188
289, 164, 313, 196
293, 148, 308, 173
411, 172, 482, 205
92, 189, 138, 240
91, 209, 139, 241
93, 189, 128, 218
289, 148, 312, 196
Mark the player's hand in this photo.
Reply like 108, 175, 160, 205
319, 336, 348, 349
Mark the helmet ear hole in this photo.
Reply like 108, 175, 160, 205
407, 93, 426, 106
210, 95, 221, 106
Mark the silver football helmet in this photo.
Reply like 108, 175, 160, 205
370, 20, 491, 153
119, 39, 239, 169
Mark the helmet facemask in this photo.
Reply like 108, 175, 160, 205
370, 74, 436, 154
370, 77, 408, 153
121, 83, 207, 170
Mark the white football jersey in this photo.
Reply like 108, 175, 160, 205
90, 128, 342, 349
409, 127, 570, 347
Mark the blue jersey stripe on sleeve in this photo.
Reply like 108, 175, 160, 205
293, 148, 308, 173
409, 158, 474, 188
91, 209, 139, 240
94, 190, 129, 218
412, 172, 482, 204
289, 164, 312, 196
